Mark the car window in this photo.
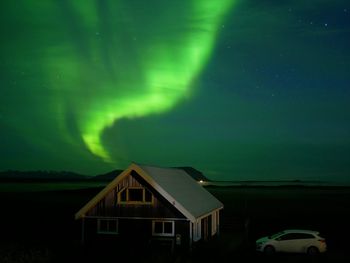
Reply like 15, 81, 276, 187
297, 233, 315, 239
278, 233, 296, 240
278, 233, 297, 240
278, 233, 315, 240
270, 232, 284, 239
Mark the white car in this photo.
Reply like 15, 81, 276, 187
256, 229, 327, 255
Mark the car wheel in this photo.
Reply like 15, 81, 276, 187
307, 246, 319, 256
264, 245, 275, 255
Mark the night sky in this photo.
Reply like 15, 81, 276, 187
1, 0, 349, 182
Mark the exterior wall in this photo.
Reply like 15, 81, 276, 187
80, 169, 222, 248
201, 214, 212, 241
174, 220, 190, 248
192, 210, 221, 243
211, 210, 220, 236
82, 170, 191, 246
83, 216, 191, 248
82, 217, 100, 242
86, 171, 185, 219
193, 219, 201, 242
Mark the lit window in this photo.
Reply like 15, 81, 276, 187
152, 221, 174, 237
97, 219, 118, 234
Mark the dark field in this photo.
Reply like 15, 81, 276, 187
1, 185, 350, 262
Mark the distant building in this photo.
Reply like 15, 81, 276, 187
75, 163, 223, 248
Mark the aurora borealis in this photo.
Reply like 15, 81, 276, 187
1, 1, 350, 182
78, 0, 235, 162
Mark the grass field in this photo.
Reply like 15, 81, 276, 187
0, 182, 106, 192
1, 184, 350, 262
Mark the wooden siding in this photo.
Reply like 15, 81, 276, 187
83, 217, 192, 248
201, 214, 212, 241
86, 170, 185, 219
174, 220, 190, 247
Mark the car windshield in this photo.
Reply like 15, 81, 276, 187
270, 232, 284, 239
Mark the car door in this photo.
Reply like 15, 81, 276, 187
294, 233, 316, 253
275, 233, 300, 253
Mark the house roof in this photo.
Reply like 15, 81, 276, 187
75, 163, 223, 222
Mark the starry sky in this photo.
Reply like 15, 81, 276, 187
1, 0, 349, 182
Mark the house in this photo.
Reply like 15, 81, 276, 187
75, 163, 223, 248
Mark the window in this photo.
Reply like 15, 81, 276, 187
279, 233, 312, 240
279, 233, 296, 240
152, 221, 174, 237
97, 219, 118, 234
117, 187, 153, 204
119, 189, 127, 202
295, 233, 315, 239
128, 188, 143, 201
164, 222, 173, 234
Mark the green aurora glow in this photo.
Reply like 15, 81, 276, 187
1, 0, 350, 181
38, 0, 236, 163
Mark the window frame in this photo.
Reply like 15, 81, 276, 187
278, 233, 314, 241
117, 187, 153, 204
97, 218, 119, 235
128, 188, 144, 202
152, 220, 175, 237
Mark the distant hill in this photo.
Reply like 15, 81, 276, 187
0, 170, 88, 181
89, 169, 124, 181
176, 167, 210, 182
0, 166, 209, 183
91, 166, 210, 182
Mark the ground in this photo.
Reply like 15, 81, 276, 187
1, 184, 350, 262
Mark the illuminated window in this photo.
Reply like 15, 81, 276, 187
97, 219, 118, 234
152, 221, 174, 237
118, 187, 153, 204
